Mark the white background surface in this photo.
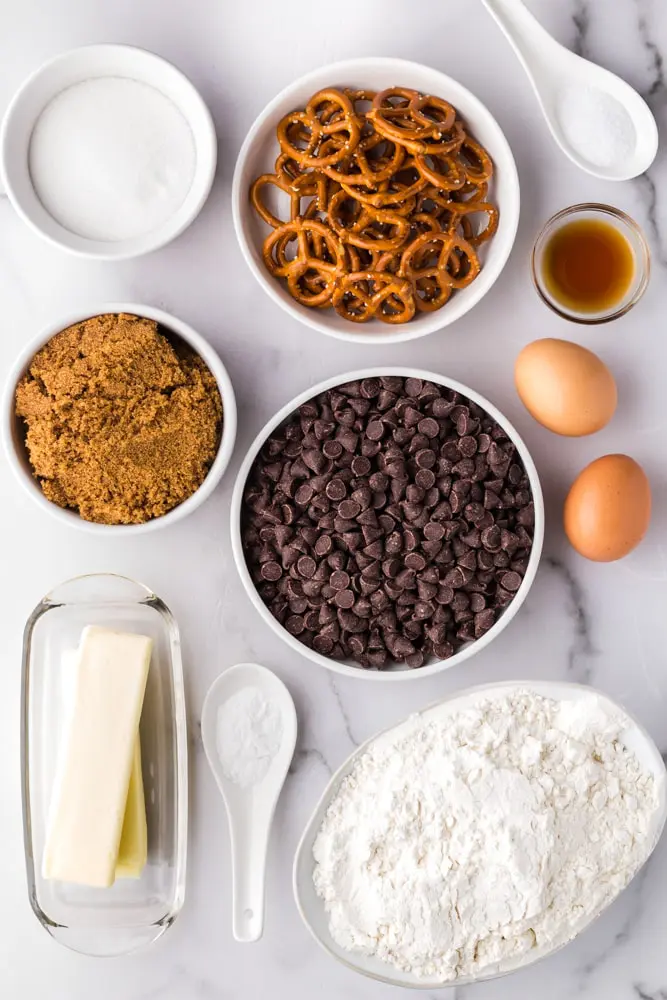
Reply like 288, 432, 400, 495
1, 1, 666, 998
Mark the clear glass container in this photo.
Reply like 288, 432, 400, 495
21, 574, 188, 956
531, 203, 650, 324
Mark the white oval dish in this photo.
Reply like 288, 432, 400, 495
2, 304, 237, 535
0, 45, 217, 259
230, 367, 544, 681
232, 57, 520, 345
294, 680, 667, 989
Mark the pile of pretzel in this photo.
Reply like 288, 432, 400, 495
250, 87, 499, 324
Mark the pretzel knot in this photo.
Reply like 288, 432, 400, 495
332, 271, 416, 324
251, 171, 329, 229
400, 231, 481, 311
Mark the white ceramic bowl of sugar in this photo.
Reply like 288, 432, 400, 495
294, 680, 667, 989
232, 57, 520, 344
0, 45, 217, 259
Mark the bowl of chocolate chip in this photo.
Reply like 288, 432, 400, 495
232, 370, 544, 679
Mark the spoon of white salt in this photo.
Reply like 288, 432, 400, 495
201, 663, 297, 942
479, 0, 658, 180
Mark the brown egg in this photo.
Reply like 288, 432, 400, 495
564, 455, 651, 562
515, 338, 617, 436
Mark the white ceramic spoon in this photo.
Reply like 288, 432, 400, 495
202, 663, 297, 943
480, 0, 658, 180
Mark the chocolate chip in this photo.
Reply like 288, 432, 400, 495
330, 570, 350, 591
297, 556, 316, 578
334, 588, 355, 609
313, 634, 334, 654
417, 417, 439, 439
366, 420, 385, 441
415, 468, 436, 490
286, 614, 305, 635
261, 561, 282, 581
351, 456, 371, 476
325, 478, 346, 501
415, 448, 436, 469
500, 571, 522, 592
405, 552, 426, 572
338, 499, 361, 520
405, 377, 423, 397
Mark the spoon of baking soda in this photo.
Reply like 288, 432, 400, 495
479, 0, 658, 180
202, 663, 297, 942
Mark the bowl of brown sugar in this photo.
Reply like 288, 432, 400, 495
3, 305, 237, 533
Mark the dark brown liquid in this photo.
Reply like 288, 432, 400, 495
542, 218, 635, 313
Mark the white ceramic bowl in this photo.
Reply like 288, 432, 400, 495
230, 368, 544, 680
294, 680, 667, 989
0, 45, 217, 259
232, 57, 520, 345
3, 304, 237, 535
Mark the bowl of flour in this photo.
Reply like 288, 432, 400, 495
293, 680, 666, 988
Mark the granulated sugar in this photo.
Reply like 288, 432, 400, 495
557, 85, 636, 168
29, 77, 196, 241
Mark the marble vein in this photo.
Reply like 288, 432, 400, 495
543, 557, 596, 683
634, 986, 667, 1000
634, 1, 667, 266
327, 675, 359, 748
289, 747, 332, 777
572, 0, 591, 58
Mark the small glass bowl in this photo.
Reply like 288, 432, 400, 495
531, 203, 650, 324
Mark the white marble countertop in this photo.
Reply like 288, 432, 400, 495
1, 0, 666, 996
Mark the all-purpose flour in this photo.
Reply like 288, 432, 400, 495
313, 690, 659, 981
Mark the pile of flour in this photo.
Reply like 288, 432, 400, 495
312, 690, 660, 981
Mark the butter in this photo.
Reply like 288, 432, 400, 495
43, 627, 152, 888
58, 648, 148, 880
116, 737, 148, 879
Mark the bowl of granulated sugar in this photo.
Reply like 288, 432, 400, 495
0, 45, 217, 259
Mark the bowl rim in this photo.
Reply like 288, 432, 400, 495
230, 366, 544, 681
292, 678, 667, 988
2, 302, 237, 535
0, 44, 218, 260
231, 56, 520, 345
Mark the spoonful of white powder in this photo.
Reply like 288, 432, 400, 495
201, 664, 297, 943
479, 0, 658, 180
215, 686, 284, 788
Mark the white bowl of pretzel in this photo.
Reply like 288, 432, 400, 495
232, 57, 520, 344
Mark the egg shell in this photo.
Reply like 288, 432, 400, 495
515, 338, 617, 436
564, 454, 651, 562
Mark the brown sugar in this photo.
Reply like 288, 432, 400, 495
15, 313, 223, 525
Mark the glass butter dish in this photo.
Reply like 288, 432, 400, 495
21, 574, 188, 955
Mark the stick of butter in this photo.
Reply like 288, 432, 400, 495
59, 648, 148, 880
115, 737, 148, 879
43, 626, 152, 888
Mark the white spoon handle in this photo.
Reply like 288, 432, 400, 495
229, 807, 270, 943
479, 0, 557, 75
